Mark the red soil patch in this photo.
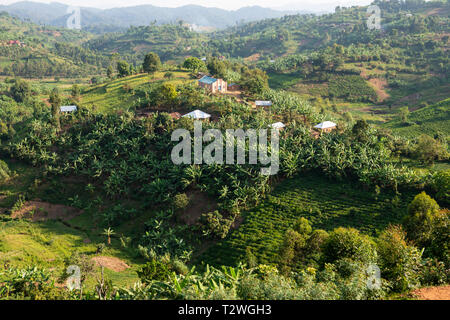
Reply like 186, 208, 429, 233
244, 53, 261, 62
224, 91, 244, 104
425, 8, 443, 17
360, 68, 389, 102
412, 285, 450, 300
91, 256, 130, 272
11, 201, 83, 222
368, 78, 390, 102
178, 190, 217, 225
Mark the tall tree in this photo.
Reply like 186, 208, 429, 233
71, 84, 80, 101
143, 52, 161, 74
106, 65, 114, 79
117, 60, 131, 78
49, 87, 61, 130
183, 57, 206, 73
10, 79, 30, 103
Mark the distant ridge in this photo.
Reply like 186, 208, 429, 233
0, 1, 297, 32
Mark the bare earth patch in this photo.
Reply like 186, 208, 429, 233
11, 201, 83, 222
426, 8, 443, 17
91, 256, 130, 272
244, 53, 261, 62
178, 190, 217, 225
412, 285, 450, 300
368, 78, 390, 102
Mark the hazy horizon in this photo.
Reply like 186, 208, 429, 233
0, 0, 374, 11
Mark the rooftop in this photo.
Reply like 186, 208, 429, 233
199, 75, 218, 85
314, 121, 337, 129
182, 109, 211, 119
60, 105, 77, 113
270, 122, 285, 129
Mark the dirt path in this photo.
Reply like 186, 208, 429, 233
11, 201, 83, 222
426, 8, 443, 17
224, 91, 245, 104
412, 285, 450, 300
91, 256, 130, 272
368, 78, 390, 102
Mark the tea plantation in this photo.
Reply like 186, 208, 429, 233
200, 173, 417, 267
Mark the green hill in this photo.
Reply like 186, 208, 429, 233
383, 98, 450, 139
0, 12, 108, 78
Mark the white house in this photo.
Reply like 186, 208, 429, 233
60, 105, 77, 113
269, 122, 285, 130
182, 110, 211, 120
314, 121, 337, 133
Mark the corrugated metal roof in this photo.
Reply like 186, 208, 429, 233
60, 105, 77, 112
270, 122, 285, 129
182, 110, 211, 119
314, 121, 336, 129
199, 75, 218, 85
255, 100, 272, 106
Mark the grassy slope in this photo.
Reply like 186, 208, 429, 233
80, 71, 192, 113
0, 159, 144, 288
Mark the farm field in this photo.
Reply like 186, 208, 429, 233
0, 160, 147, 289
383, 98, 450, 141
80, 71, 193, 113
200, 173, 416, 267
0, 0, 448, 302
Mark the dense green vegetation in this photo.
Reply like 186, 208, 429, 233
200, 174, 417, 267
0, 0, 448, 301
384, 98, 450, 141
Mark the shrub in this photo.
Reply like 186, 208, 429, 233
10, 78, 30, 103
420, 259, 450, 286
137, 259, 172, 284
0, 160, 12, 182
413, 135, 447, 165
322, 227, 377, 265
0, 266, 69, 300
173, 193, 189, 211
404, 192, 440, 246
431, 170, 450, 206
377, 225, 422, 292
200, 211, 233, 239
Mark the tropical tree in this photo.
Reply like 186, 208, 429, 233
143, 52, 161, 74
49, 87, 61, 130
183, 57, 206, 73
102, 228, 115, 245
10, 78, 30, 103
107, 65, 114, 79
117, 60, 131, 77
71, 84, 80, 101
404, 192, 440, 246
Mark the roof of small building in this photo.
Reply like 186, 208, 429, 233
314, 121, 337, 129
169, 112, 181, 119
199, 75, 218, 85
60, 105, 77, 112
255, 100, 272, 106
182, 110, 211, 119
270, 122, 285, 129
